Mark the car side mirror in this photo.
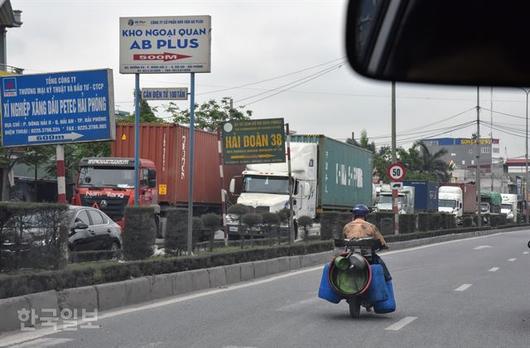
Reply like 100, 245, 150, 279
74, 222, 89, 230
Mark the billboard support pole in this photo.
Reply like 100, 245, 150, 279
187, 72, 196, 254
56, 145, 66, 204
134, 73, 141, 207
217, 129, 228, 245
286, 123, 295, 244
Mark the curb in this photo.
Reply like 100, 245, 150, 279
0, 250, 334, 334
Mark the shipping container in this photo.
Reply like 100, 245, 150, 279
443, 182, 477, 214
112, 123, 244, 208
403, 180, 439, 212
291, 135, 373, 210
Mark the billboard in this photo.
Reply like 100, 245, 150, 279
119, 16, 211, 74
222, 118, 286, 165
0, 69, 115, 147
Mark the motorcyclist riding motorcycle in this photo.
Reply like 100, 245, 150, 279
343, 204, 392, 281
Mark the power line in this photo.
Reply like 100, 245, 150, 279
369, 107, 476, 140
197, 57, 345, 96
236, 64, 344, 106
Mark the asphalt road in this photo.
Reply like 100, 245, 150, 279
2, 229, 530, 348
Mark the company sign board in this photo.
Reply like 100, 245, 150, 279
222, 118, 285, 165
119, 16, 211, 74
0, 69, 115, 147
141, 87, 188, 100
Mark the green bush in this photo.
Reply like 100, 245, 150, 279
297, 216, 313, 240
262, 212, 281, 245
0, 240, 334, 299
202, 213, 222, 251
398, 214, 416, 234
463, 215, 473, 227
123, 207, 156, 260
320, 211, 352, 239
164, 208, 185, 255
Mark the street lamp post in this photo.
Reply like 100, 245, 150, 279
523, 88, 530, 224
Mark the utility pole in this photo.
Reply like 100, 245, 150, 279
524, 88, 530, 224
476, 86, 482, 227
391, 81, 399, 234
490, 87, 494, 192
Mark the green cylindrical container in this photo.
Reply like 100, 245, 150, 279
328, 253, 371, 297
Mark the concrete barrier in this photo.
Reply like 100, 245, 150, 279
289, 255, 302, 270
253, 260, 271, 278
240, 262, 255, 281
95, 281, 127, 312
189, 269, 210, 291
150, 274, 174, 300
0, 295, 29, 333
172, 271, 193, 295
208, 267, 227, 288
58, 286, 98, 312
278, 257, 290, 273
224, 264, 241, 285
125, 277, 151, 306
25, 290, 58, 318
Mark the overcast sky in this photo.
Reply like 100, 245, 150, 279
7, 0, 530, 158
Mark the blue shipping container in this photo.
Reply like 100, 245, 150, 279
403, 180, 439, 212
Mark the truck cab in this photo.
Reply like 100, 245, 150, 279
72, 157, 159, 227
376, 185, 415, 214
438, 186, 464, 220
227, 143, 317, 236
501, 193, 518, 222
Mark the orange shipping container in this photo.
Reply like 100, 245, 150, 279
112, 123, 243, 209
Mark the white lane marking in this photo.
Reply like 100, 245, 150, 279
9, 338, 73, 347
276, 297, 320, 311
508, 258, 517, 262
2, 230, 528, 346
488, 267, 499, 272
473, 245, 492, 250
385, 316, 418, 331
523, 251, 529, 255
222, 346, 258, 348
454, 284, 472, 292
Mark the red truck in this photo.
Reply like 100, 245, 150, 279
72, 123, 243, 232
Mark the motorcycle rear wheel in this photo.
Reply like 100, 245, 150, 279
348, 297, 361, 319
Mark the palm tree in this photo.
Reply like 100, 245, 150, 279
413, 141, 451, 182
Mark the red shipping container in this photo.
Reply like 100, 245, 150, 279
112, 123, 243, 207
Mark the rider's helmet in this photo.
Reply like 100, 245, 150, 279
352, 204, 370, 219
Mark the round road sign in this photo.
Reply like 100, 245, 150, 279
387, 162, 406, 182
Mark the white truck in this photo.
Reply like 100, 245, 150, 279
375, 185, 415, 214
226, 135, 373, 238
501, 193, 518, 223
438, 186, 464, 221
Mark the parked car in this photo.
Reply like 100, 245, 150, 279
1, 205, 122, 254
68, 205, 122, 252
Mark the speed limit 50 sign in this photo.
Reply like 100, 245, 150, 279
387, 162, 406, 182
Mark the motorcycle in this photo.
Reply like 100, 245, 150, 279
319, 238, 395, 318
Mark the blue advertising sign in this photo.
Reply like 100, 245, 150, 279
0, 69, 115, 147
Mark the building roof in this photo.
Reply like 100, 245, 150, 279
0, 0, 21, 28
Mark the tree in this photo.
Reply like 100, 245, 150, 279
412, 141, 451, 182
120, 99, 164, 123
347, 130, 375, 153
167, 97, 252, 131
